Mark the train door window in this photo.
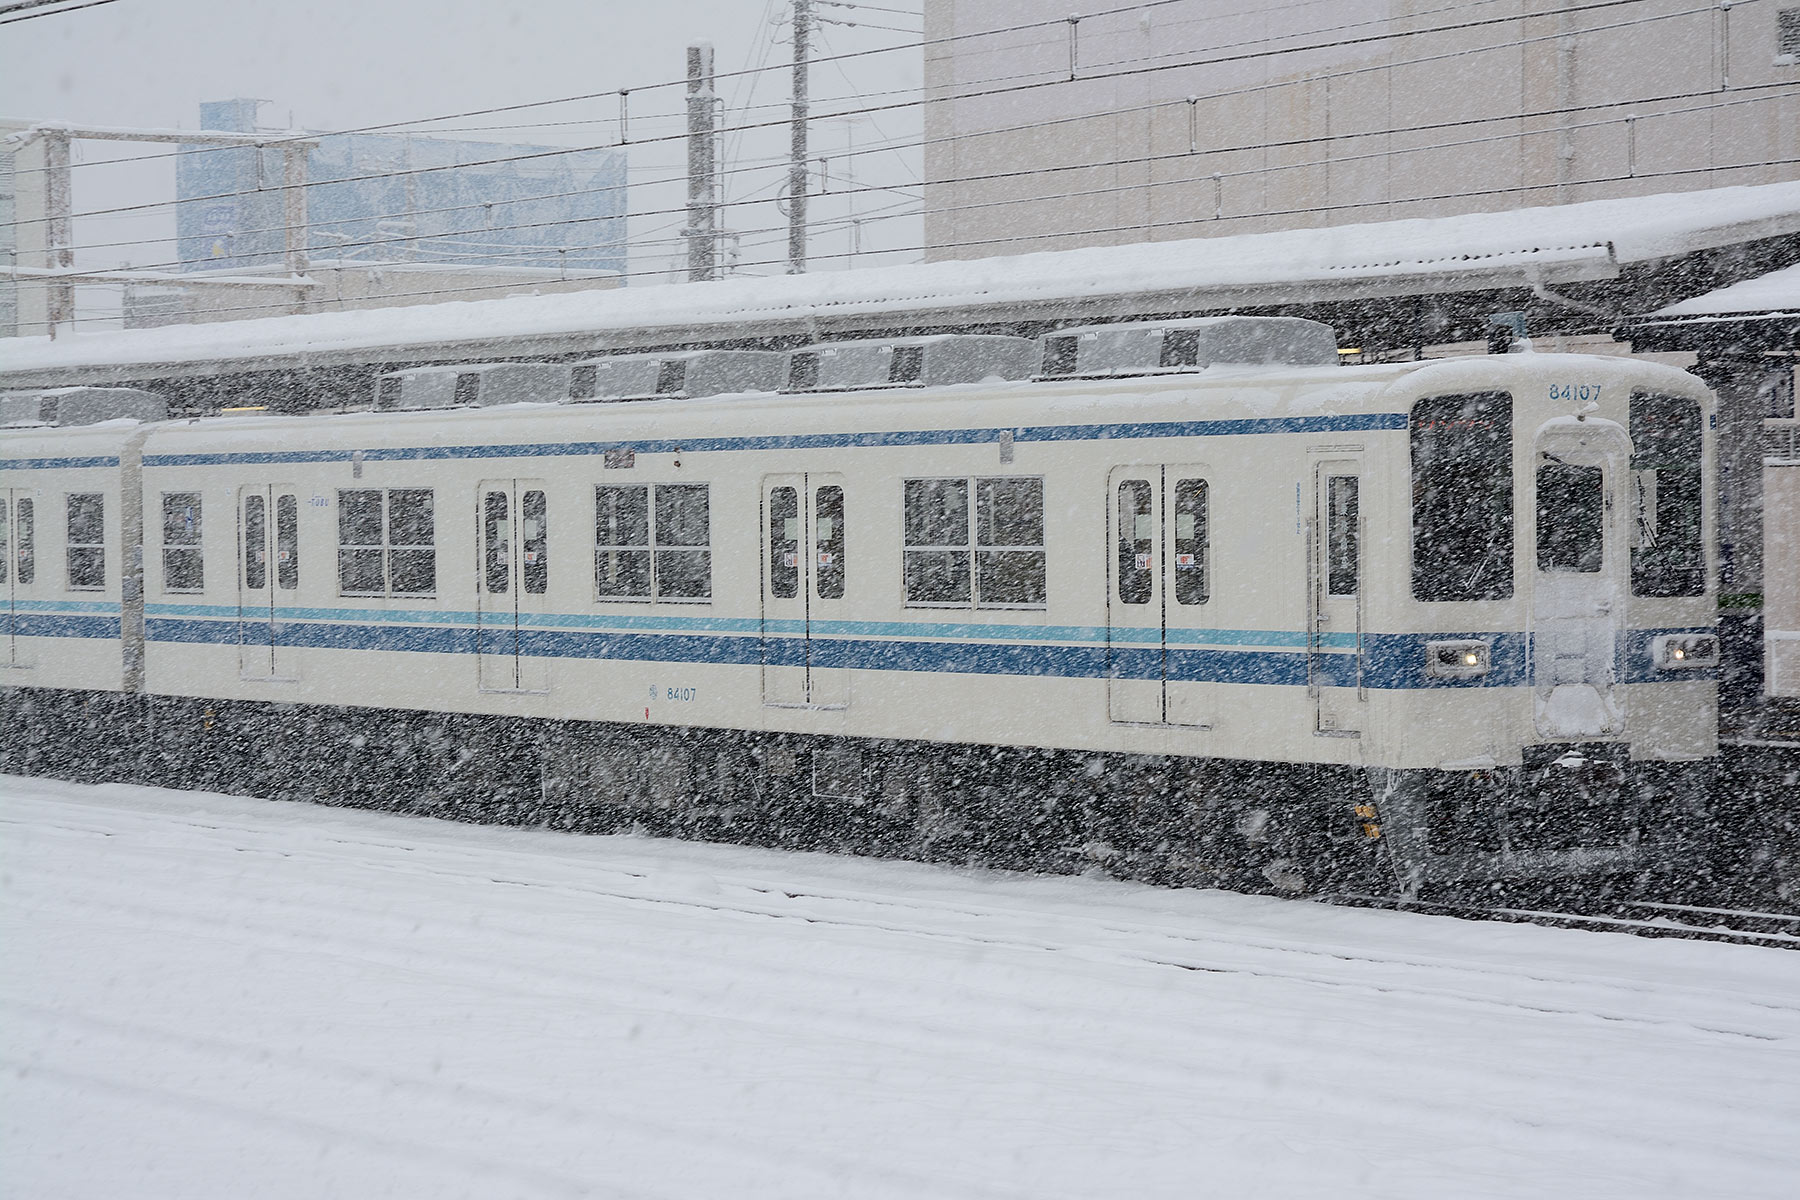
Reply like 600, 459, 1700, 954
161, 492, 203, 593
653, 484, 711, 600
521, 490, 547, 594
903, 478, 971, 605
815, 484, 846, 599
1537, 462, 1604, 573
337, 488, 435, 596
769, 486, 800, 599
15, 499, 33, 585
66, 493, 105, 590
1172, 478, 1209, 605
595, 485, 651, 598
1411, 392, 1514, 601
975, 477, 1045, 607
276, 494, 299, 589
244, 494, 268, 589
483, 491, 511, 593
1325, 476, 1360, 596
1116, 480, 1154, 604
1629, 393, 1705, 597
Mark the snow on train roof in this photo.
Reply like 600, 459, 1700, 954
5, 179, 1798, 384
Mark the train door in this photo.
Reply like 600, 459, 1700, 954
1, 488, 36, 669
1107, 465, 1214, 727
238, 484, 300, 680
476, 480, 550, 694
760, 473, 849, 709
1530, 420, 1629, 738
1308, 459, 1364, 737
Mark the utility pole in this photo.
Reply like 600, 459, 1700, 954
684, 42, 718, 282
788, 0, 811, 273
44, 128, 74, 337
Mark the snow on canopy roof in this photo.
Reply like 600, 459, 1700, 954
1651, 263, 1800, 318
5, 179, 1798, 386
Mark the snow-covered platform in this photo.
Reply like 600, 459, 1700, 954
5, 775, 1798, 1199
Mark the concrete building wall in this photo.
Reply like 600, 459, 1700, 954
924, 0, 1800, 260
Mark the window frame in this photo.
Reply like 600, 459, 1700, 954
903, 475, 1047, 610
65, 492, 106, 592
336, 487, 437, 598
1409, 391, 1515, 602
593, 482, 712, 603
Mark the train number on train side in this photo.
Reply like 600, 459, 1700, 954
1548, 383, 1603, 403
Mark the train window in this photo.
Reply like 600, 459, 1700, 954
904, 478, 971, 604
569, 364, 598, 401
595, 484, 710, 601
1325, 476, 1360, 596
816, 484, 846, 599
1630, 394, 1705, 598
244, 494, 267, 589
15, 499, 33, 585
1173, 478, 1209, 605
276, 494, 299, 590
376, 377, 403, 409
522, 490, 547, 594
1536, 462, 1604, 573
161, 492, 203, 593
1411, 392, 1514, 601
66, 493, 105, 591
1116, 480, 1153, 604
655, 360, 687, 395
654, 484, 711, 600
1042, 336, 1078, 377
905, 477, 1045, 608
976, 478, 1046, 607
483, 491, 510, 594
453, 373, 482, 406
889, 346, 924, 384
769, 487, 799, 599
337, 488, 436, 596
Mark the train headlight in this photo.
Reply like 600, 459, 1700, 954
1651, 633, 1719, 670
1425, 639, 1491, 680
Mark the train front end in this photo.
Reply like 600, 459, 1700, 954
1367, 354, 1717, 898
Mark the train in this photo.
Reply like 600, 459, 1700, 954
0, 315, 1735, 901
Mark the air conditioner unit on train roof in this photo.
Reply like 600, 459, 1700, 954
373, 363, 573, 411
1037, 316, 1341, 379
0, 386, 168, 427
783, 334, 1037, 392
568, 349, 787, 403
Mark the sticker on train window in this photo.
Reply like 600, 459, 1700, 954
1548, 383, 1603, 403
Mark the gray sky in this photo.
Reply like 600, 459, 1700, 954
1, 0, 924, 317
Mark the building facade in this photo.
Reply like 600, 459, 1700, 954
923, 0, 1800, 259
177, 99, 627, 278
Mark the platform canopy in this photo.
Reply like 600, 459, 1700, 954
4, 179, 1800, 388
1622, 262, 1800, 356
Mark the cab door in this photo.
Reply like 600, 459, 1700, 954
238, 484, 300, 680
1, 489, 37, 669
1530, 420, 1629, 737
1107, 466, 1214, 727
476, 480, 550, 694
761, 473, 849, 709
1308, 459, 1364, 736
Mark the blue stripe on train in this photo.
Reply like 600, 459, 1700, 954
139, 413, 1411, 468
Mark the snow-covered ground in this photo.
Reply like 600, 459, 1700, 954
5, 775, 1799, 1199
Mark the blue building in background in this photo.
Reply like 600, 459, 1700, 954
177, 100, 626, 279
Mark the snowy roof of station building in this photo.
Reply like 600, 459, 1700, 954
4, 178, 1799, 386
1651, 262, 1800, 318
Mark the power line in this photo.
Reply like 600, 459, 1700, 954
0, 0, 120, 25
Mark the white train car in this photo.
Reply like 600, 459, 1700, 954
0, 321, 1719, 897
